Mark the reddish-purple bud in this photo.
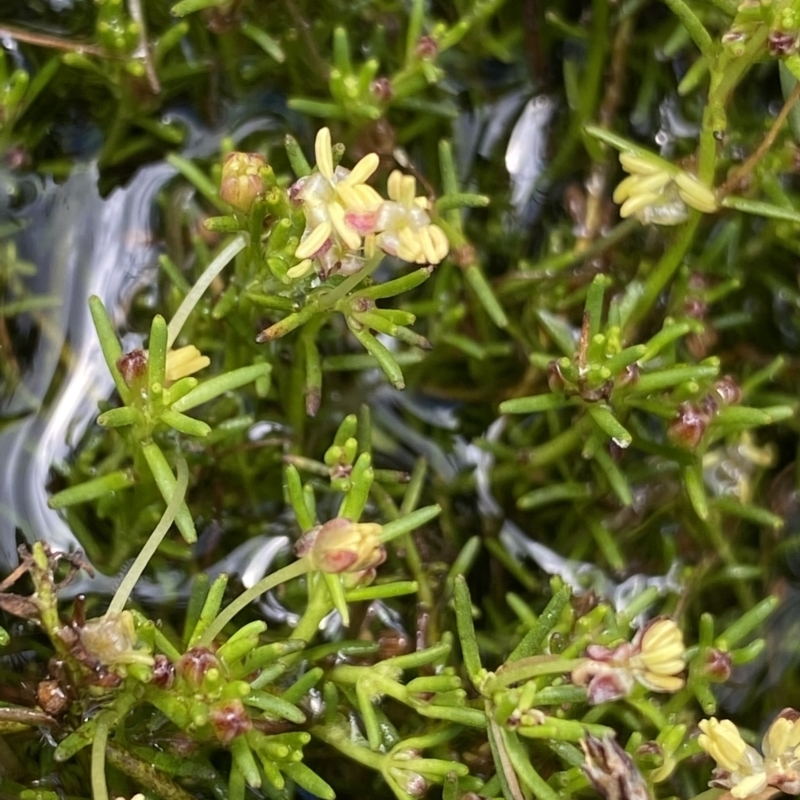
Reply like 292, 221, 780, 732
667, 403, 710, 449
769, 31, 797, 57
703, 648, 732, 682
117, 349, 148, 388
209, 699, 252, 744
151, 654, 176, 688
415, 35, 438, 60
370, 77, 394, 102
582, 734, 650, 800
712, 375, 742, 407
177, 647, 223, 690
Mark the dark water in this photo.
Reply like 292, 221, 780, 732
0, 162, 173, 573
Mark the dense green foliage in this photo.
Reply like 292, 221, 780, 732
3, 1, 800, 800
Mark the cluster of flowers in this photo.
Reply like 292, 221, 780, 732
221, 128, 450, 281
289, 127, 449, 279
612, 152, 717, 226
571, 615, 800, 800
572, 617, 687, 704
700, 711, 800, 798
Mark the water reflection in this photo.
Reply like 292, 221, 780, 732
0, 162, 174, 571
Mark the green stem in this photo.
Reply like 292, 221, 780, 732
628, 213, 701, 332
106, 459, 189, 616
197, 558, 312, 646
661, 0, 714, 61
91, 713, 112, 800
167, 233, 247, 348
486, 657, 585, 690
288, 572, 335, 650
310, 723, 386, 771
319, 253, 383, 311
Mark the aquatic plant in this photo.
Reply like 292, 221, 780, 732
3, 0, 800, 799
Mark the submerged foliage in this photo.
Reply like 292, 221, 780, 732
4, 1, 800, 800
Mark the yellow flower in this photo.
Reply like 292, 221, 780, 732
374, 170, 449, 264
572, 617, 685, 704
165, 345, 210, 384
294, 127, 382, 259
699, 712, 800, 798
612, 152, 717, 225
699, 718, 754, 773
628, 617, 686, 693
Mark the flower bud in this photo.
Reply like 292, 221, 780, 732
389, 749, 428, 799
769, 30, 797, 57
370, 77, 394, 101
294, 517, 386, 574
415, 35, 438, 60
712, 375, 742, 407
582, 734, 650, 800
177, 646, 224, 691
209, 699, 252, 744
117, 349, 148, 388
667, 402, 710, 449
703, 648, 732, 682
151, 654, 176, 689
220, 152, 267, 212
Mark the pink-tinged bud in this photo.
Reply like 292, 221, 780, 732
151, 654, 176, 689
667, 402, 710, 449
220, 152, 267, 212
712, 375, 741, 407
209, 699, 252, 744
176, 647, 223, 690
294, 517, 386, 574
389, 750, 428, 799
571, 661, 634, 704
117, 349, 148, 388
769, 31, 797, 57
703, 648, 732, 682
582, 734, 650, 800
415, 35, 438, 60
370, 77, 394, 101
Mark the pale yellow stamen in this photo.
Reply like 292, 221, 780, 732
620, 193, 662, 218
315, 127, 334, 180
387, 170, 403, 202
619, 152, 664, 175
295, 220, 332, 259
699, 718, 749, 772
165, 345, 210, 383
328, 202, 361, 250
343, 152, 379, 186
428, 225, 449, 262
674, 172, 718, 212
286, 259, 315, 280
